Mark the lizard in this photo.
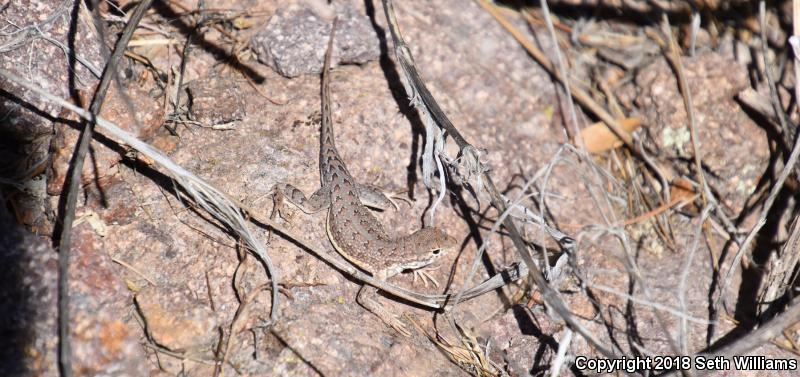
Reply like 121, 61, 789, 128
274, 19, 457, 335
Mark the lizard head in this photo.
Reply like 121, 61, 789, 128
381, 227, 457, 279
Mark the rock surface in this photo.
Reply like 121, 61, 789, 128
636, 51, 769, 213
0, 196, 58, 376
251, 2, 381, 77
2, 0, 798, 375
188, 76, 247, 126
135, 284, 219, 354
0, 0, 103, 234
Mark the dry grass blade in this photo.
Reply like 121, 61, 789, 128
406, 315, 500, 376
381, 0, 466, 202
678, 206, 714, 354
0, 68, 282, 325
794, 0, 800, 113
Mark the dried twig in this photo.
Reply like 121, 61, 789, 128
548, 328, 573, 377
678, 206, 714, 354
793, 0, 800, 116
659, 14, 708, 205
538, 0, 580, 140
759, 1, 792, 145
169, 0, 207, 127
56, 2, 153, 375
759, 215, 800, 314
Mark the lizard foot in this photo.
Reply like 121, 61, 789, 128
384, 189, 412, 210
360, 174, 409, 211
412, 264, 441, 288
268, 185, 294, 224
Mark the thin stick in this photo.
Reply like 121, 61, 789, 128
56, 2, 153, 376
587, 284, 714, 325
794, 0, 800, 115
110, 256, 158, 286
538, 0, 580, 140
759, 1, 792, 143
660, 14, 708, 205
678, 206, 714, 354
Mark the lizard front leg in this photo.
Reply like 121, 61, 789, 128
356, 285, 411, 337
355, 183, 402, 211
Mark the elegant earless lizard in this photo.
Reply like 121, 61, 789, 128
274, 20, 456, 334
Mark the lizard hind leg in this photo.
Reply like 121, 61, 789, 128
270, 183, 331, 221
269, 183, 290, 222
356, 285, 411, 337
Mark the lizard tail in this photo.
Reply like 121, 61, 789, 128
320, 18, 338, 158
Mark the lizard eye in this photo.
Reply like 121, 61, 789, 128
432, 249, 441, 255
